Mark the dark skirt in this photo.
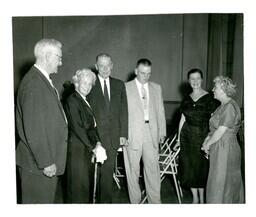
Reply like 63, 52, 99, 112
65, 138, 93, 203
178, 122, 209, 188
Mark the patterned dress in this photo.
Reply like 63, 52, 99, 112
179, 93, 218, 188
206, 99, 244, 203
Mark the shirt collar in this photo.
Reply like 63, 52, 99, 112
34, 64, 53, 85
76, 90, 93, 109
135, 78, 148, 89
76, 90, 86, 101
98, 74, 110, 84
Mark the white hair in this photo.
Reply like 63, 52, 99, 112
34, 38, 62, 60
213, 75, 236, 97
72, 68, 96, 89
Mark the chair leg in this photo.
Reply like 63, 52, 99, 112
113, 173, 121, 190
113, 151, 123, 189
140, 190, 147, 203
178, 180, 183, 198
172, 173, 182, 203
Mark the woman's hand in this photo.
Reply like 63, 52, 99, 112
92, 142, 107, 164
201, 141, 210, 159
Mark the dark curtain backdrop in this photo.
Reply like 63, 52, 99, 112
12, 14, 244, 132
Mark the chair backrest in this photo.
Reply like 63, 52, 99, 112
159, 134, 177, 155
159, 134, 180, 175
141, 133, 182, 204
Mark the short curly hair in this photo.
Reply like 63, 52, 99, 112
34, 38, 62, 60
72, 68, 96, 89
213, 75, 236, 97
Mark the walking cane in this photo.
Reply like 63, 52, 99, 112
93, 156, 98, 204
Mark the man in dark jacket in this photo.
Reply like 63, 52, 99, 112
16, 38, 68, 203
87, 53, 128, 203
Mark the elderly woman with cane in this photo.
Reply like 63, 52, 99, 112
201, 76, 244, 203
64, 68, 107, 203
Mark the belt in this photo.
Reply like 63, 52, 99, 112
145, 120, 149, 123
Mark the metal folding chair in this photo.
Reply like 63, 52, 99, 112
141, 134, 183, 203
113, 147, 125, 189
160, 134, 176, 156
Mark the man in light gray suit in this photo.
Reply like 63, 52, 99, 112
123, 58, 166, 203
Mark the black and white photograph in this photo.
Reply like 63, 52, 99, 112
0, 0, 256, 216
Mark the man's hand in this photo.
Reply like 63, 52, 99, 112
43, 164, 56, 177
120, 137, 127, 146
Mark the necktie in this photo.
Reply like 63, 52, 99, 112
104, 80, 110, 110
141, 85, 147, 110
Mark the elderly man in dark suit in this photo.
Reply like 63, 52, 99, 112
87, 53, 128, 203
16, 38, 68, 203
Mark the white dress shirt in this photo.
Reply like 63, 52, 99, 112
98, 75, 110, 100
34, 64, 53, 86
34, 64, 60, 98
135, 78, 149, 121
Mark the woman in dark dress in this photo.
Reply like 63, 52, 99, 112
201, 76, 244, 203
64, 68, 106, 203
177, 68, 218, 203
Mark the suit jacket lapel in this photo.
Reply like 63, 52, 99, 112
34, 66, 67, 123
95, 75, 104, 96
109, 77, 116, 110
74, 91, 94, 117
109, 77, 113, 103
148, 82, 155, 118
131, 80, 144, 112
34, 66, 58, 100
